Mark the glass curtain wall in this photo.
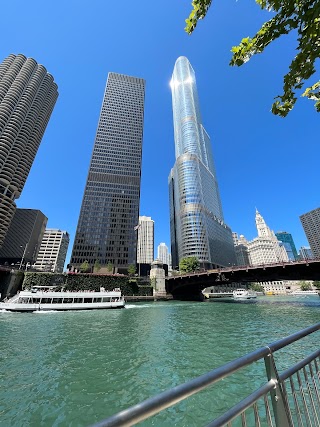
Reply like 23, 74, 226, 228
169, 57, 236, 269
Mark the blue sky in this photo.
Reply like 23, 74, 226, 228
1, 0, 319, 262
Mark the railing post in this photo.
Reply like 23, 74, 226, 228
264, 349, 293, 427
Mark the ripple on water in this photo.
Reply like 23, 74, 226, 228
0, 297, 319, 426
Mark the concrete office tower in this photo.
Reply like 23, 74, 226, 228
248, 209, 288, 265
137, 216, 154, 264
157, 242, 169, 265
0, 54, 58, 247
71, 73, 145, 272
168, 56, 236, 269
275, 231, 298, 261
300, 207, 320, 258
0, 209, 47, 267
34, 229, 69, 272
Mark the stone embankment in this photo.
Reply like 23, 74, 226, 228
0, 270, 172, 301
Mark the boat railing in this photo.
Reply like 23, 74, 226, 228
91, 323, 320, 427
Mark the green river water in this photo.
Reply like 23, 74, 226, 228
0, 296, 319, 426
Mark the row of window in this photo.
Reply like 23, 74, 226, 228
18, 297, 119, 304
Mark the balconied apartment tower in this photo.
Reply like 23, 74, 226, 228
71, 73, 145, 273
0, 54, 58, 247
169, 57, 236, 269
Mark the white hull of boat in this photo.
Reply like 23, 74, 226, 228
233, 289, 257, 300
0, 288, 125, 312
291, 291, 319, 296
0, 301, 125, 312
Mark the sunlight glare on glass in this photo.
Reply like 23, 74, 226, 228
184, 76, 193, 84
170, 79, 181, 90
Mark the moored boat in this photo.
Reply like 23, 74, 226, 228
291, 290, 318, 296
233, 288, 257, 300
0, 286, 125, 312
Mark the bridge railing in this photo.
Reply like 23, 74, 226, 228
168, 258, 320, 279
91, 323, 320, 427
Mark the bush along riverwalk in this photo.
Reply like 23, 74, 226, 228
0, 271, 154, 301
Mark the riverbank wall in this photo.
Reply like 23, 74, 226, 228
0, 270, 24, 300
0, 271, 157, 301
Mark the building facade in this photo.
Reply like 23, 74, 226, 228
0, 209, 47, 267
299, 246, 314, 260
157, 242, 169, 265
168, 56, 236, 269
234, 210, 288, 267
248, 210, 288, 265
300, 207, 320, 258
71, 73, 145, 272
34, 229, 69, 272
0, 54, 58, 247
256, 281, 287, 295
233, 232, 250, 266
275, 231, 298, 261
137, 216, 154, 264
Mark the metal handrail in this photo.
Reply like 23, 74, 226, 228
169, 258, 320, 279
91, 323, 320, 427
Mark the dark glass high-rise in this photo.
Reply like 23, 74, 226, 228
71, 73, 145, 272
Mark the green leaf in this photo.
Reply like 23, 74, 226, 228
185, 0, 320, 116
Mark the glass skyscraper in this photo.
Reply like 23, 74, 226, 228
169, 57, 236, 269
275, 231, 298, 261
71, 73, 145, 272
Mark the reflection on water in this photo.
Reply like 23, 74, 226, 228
0, 296, 319, 426
209, 295, 320, 307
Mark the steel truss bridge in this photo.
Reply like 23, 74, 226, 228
166, 259, 320, 300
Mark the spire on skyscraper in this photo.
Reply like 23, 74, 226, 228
255, 209, 273, 238
168, 56, 236, 269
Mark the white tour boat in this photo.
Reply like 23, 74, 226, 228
233, 288, 257, 300
291, 290, 319, 296
0, 286, 125, 312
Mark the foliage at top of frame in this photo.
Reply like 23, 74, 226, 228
185, 0, 320, 116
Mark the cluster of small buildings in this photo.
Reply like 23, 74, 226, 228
232, 209, 319, 294
0, 208, 69, 273
0, 53, 319, 279
233, 209, 318, 267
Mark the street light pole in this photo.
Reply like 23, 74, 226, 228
19, 242, 28, 270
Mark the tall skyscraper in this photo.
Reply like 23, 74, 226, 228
300, 208, 320, 259
34, 229, 69, 273
71, 73, 145, 272
275, 231, 298, 261
137, 216, 154, 264
0, 54, 58, 247
0, 209, 47, 267
168, 56, 236, 269
157, 242, 169, 265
